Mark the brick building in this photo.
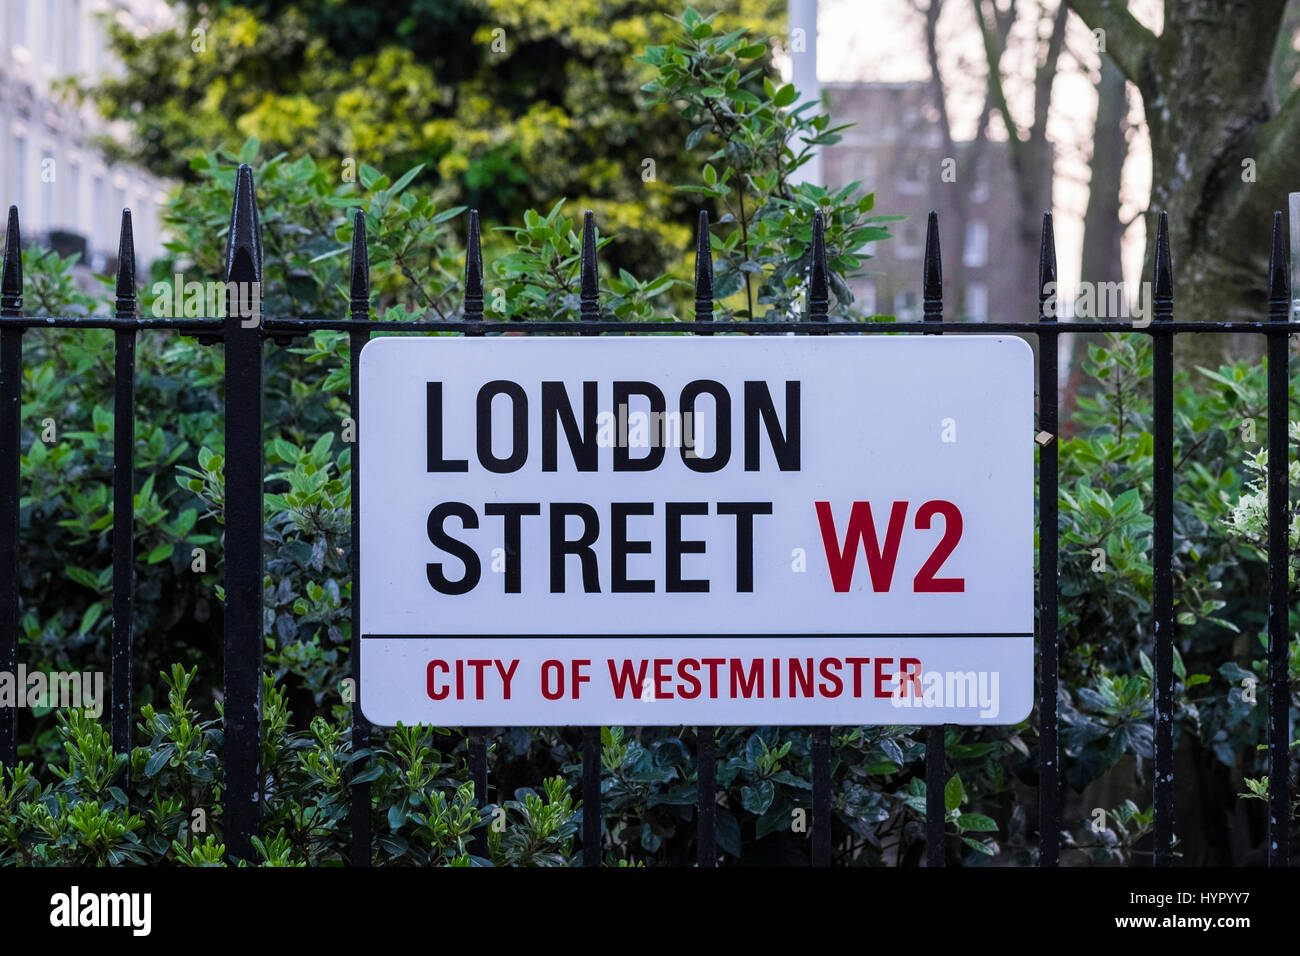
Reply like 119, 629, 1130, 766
821, 81, 1032, 323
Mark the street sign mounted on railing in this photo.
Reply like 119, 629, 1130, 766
359, 334, 1032, 726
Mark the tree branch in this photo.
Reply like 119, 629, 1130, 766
1063, 0, 1158, 92
1032, 1, 1070, 136
1225, 82, 1300, 228
972, 0, 1023, 153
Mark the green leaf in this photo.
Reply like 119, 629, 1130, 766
944, 773, 964, 812
146, 543, 174, 565
1138, 650, 1154, 679
740, 779, 775, 816
79, 603, 104, 635
957, 813, 998, 832
773, 83, 797, 107
144, 747, 174, 778
387, 164, 425, 198
67, 567, 102, 592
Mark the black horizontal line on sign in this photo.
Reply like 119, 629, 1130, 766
361, 633, 1036, 640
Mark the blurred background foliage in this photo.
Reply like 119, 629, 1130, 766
77, 0, 787, 290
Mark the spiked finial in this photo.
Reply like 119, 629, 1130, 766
1268, 210, 1289, 319
224, 164, 263, 330
349, 209, 370, 321
579, 210, 599, 323
694, 209, 713, 324
1153, 210, 1172, 319
1, 206, 21, 317
1038, 211, 1057, 321
225, 164, 263, 287
809, 210, 829, 321
923, 210, 942, 323
115, 209, 136, 319
464, 208, 483, 324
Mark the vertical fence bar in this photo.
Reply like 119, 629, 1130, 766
921, 210, 947, 867
0, 207, 22, 769
578, 210, 602, 867
223, 165, 265, 860
1265, 211, 1292, 868
808, 211, 832, 867
462, 209, 491, 860
1151, 211, 1175, 866
111, 210, 137, 757
1036, 212, 1061, 866
347, 209, 373, 866
693, 209, 718, 867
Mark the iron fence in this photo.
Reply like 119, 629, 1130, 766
0, 164, 1294, 866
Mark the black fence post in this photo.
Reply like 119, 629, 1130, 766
111, 210, 138, 757
0, 207, 22, 769
347, 208, 372, 866
1151, 211, 1176, 866
693, 209, 718, 868
921, 210, 947, 868
807, 211, 833, 868
1036, 212, 1060, 866
578, 210, 603, 868
1264, 210, 1292, 868
223, 164, 265, 861
462, 208, 491, 861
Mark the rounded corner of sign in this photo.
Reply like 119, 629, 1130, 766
1000, 697, 1034, 726
357, 699, 393, 728
1000, 334, 1036, 362
356, 334, 399, 368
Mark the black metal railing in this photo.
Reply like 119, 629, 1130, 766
0, 163, 1293, 867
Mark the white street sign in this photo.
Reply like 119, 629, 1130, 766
359, 335, 1033, 726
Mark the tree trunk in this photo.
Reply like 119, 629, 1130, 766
1068, 0, 1298, 368
1062, 53, 1129, 423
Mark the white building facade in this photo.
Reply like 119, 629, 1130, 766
0, 0, 172, 273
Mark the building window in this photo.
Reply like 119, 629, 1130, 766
40, 152, 54, 231
134, 192, 150, 263
853, 154, 877, 189
112, 184, 126, 230
44, 0, 57, 64
965, 283, 988, 322
898, 155, 926, 195
971, 162, 989, 203
964, 220, 988, 268
14, 0, 29, 49
896, 220, 922, 259
14, 138, 28, 214
92, 173, 105, 249
65, 0, 80, 71
894, 289, 918, 320
859, 280, 876, 316
65, 161, 80, 232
